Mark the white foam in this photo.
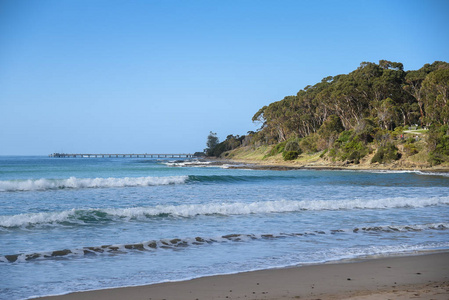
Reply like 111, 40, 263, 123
358, 169, 449, 177
2, 196, 448, 228
114, 196, 447, 218
0, 176, 189, 192
0, 209, 77, 228
303, 242, 449, 264
414, 171, 449, 177
164, 160, 212, 167
219, 164, 247, 169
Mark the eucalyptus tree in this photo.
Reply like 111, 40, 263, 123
422, 66, 449, 125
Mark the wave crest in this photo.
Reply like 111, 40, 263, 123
1, 197, 448, 228
0, 176, 189, 192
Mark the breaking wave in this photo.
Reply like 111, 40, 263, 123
0, 176, 189, 192
2, 223, 448, 263
0, 174, 298, 192
1, 196, 448, 228
360, 170, 449, 177
164, 160, 213, 167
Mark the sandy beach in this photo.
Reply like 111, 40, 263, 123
35, 251, 449, 300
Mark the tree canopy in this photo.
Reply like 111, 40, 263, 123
206, 60, 449, 165
252, 60, 448, 143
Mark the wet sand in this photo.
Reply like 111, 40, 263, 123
35, 252, 449, 300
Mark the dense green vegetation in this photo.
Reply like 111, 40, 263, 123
206, 60, 449, 165
428, 124, 449, 165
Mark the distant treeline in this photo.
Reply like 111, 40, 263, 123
206, 60, 449, 165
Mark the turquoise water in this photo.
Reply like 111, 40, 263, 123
1, 156, 448, 299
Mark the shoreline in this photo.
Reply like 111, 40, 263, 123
35, 251, 449, 300
202, 157, 449, 173
27, 158, 449, 300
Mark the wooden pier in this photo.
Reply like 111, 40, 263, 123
49, 153, 196, 158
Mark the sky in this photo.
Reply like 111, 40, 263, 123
1, 0, 448, 155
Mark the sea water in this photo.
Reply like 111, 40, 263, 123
0, 156, 448, 299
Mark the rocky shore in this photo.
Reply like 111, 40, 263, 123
200, 157, 449, 173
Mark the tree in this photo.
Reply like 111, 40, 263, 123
422, 67, 449, 125
205, 132, 219, 156
427, 124, 449, 165
404, 69, 428, 125
377, 98, 398, 130
246, 60, 447, 156
403, 61, 449, 126
317, 115, 344, 149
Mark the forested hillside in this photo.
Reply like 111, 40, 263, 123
206, 60, 449, 166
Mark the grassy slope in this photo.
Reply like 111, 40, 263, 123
225, 131, 449, 171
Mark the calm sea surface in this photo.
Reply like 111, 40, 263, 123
1, 156, 448, 299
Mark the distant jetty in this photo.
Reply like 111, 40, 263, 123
49, 153, 196, 158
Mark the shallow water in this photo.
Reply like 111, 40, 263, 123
0, 156, 448, 299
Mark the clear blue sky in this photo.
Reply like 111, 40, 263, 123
1, 0, 448, 155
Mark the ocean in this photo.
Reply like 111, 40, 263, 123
0, 156, 448, 299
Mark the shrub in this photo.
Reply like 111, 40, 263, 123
406, 137, 415, 144
336, 130, 353, 144
300, 134, 318, 153
403, 143, 418, 156
371, 143, 401, 164
374, 129, 392, 145
283, 151, 299, 161
347, 150, 364, 164
427, 124, 449, 165
354, 118, 376, 143
392, 126, 405, 139
333, 134, 368, 163
284, 141, 302, 153
264, 141, 287, 158
319, 149, 328, 158
343, 136, 365, 152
